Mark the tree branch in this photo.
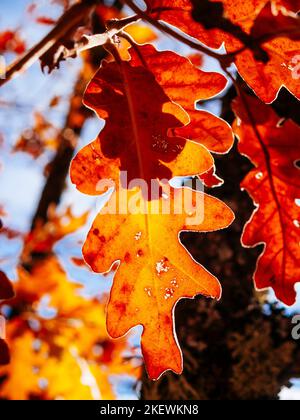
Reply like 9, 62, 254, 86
29, 4, 118, 229
0, 1, 138, 88
0, 1, 97, 87
121, 0, 224, 61
61, 15, 140, 60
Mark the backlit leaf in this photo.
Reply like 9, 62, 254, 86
83, 187, 234, 379
233, 95, 300, 305
71, 48, 216, 195
128, 44, 233, 154
71, 45, 232, 196
147, 0, 300, 102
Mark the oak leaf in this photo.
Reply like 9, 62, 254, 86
71, 45, 231, 195
233, 95, 300, 305
71, 43, 235, 378
82, 187, 234, 379
147, 0, 300, 102
128, 44, 233, 154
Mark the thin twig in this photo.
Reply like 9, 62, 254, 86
63, 15, 140, 60
0, 3, 138, 88
0, 1, 97, 88
2, 0, 298, 88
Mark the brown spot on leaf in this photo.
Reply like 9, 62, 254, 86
124, 252, 131, 263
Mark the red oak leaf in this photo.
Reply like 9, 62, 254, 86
147, 0, 300, 102
233, 95, 300, 305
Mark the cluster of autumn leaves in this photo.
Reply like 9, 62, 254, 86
0, 0, 300, 396
0, 211, 141, 399
70, 0, 300, 379
148, 0, 300, 102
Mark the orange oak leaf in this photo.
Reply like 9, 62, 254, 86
128, 44, 233, 154
233, 95, 300, 305
147, 0, 300, 103
233, 3, 300, 103
82, 187, 234, 379
71, 48, 217, 195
